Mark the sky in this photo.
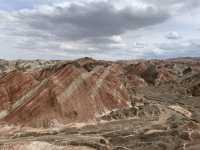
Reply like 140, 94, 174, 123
0, 0, 200, 60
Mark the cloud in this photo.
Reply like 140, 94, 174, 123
17, 1, 169, 40
141, 0, 200, 11
0, 0, 200, 60
157, 39, 200, 58
166, 32, 181, 40
0, 0, 65, 10
0, 0, 171, 60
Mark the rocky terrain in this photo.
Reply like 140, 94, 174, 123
0, 57, 200, 150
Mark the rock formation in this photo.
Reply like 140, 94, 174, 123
0, 57, 200, 150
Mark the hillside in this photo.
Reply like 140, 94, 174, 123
0, 57, 200, 150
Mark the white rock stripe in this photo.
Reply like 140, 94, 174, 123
57, 67, 102, 102
0, 79, 49, 120
168, 105, 192, 118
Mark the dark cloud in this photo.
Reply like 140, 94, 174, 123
14, 1, 170, 42
0, 0, 171, 58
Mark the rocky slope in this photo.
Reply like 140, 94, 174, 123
0, 57, 200, 150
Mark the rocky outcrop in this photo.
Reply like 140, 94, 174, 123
0, 142, 96, 150
1, 58, 200, 127
0, 59, 129, 127
0, 58, 200, 150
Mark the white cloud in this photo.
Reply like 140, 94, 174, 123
166, 32, 181, 40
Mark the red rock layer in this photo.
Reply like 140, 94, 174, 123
0, 62, 129, 127
1, 58, 200, 127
